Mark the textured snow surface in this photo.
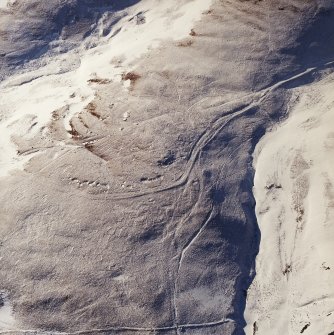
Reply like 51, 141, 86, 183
245, 74, 334, 335
0, 0, 212, 177
1, 1, 334, 334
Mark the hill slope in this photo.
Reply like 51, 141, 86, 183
0, 1, 333, 334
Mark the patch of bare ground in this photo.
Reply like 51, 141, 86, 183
87, 78, 111, 84
177, 39, 193, 47
122, 71, 141, 87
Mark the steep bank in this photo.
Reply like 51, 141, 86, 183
245, 71, 334, 335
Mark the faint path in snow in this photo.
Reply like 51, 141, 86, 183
244, 72, 334, 335
22, 60, 334, 203
0, 318, 235, 334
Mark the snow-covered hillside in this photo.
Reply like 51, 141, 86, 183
0, 0, 211, 177
245, 73, 334, 335
0, 1, 333, 334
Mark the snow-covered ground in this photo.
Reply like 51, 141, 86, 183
0, 292, 15, 330
0, 0, 212, 178
0, 0, 7, 9
0, 304, 15, 330
244, 74, 334, 334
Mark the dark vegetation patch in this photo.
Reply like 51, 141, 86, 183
203, 9, 213, 15
283, 264, 292, 275
140, 175, 162, 183
294, 204, 304, 223
135, 224, 163, 243
25, 295, 70, 312
210, 187, 225, 204
322, 262, 330, 270
152, 291, 167, 311
158, 151, 176, 167
0, 293, 4, 307
265, 183, 282, 190
52, 110, 61, 121
300, 323, 310, 333
84, 143, 108, 161
68, 120, 82, 139
253, 321, 258, 335
189, 29, 197, 36
177, 39, 194, 47
122, 71, 141, 83
85, 102, 102, 119
87, 78, 111, 84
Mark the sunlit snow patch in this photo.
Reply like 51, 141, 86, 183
0, 0, 7, 9
0, 291, 16, 330
244, 73, 334, 335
